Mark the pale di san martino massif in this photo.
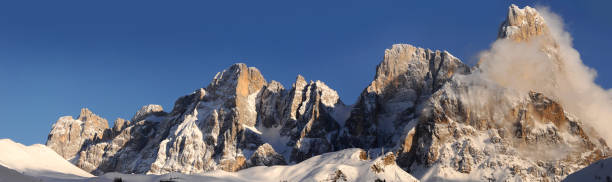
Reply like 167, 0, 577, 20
1, 4, 611, 182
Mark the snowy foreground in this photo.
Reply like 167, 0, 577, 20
563, 158, 612, 182
0, 139, 93, 181
0, 139, 418, 182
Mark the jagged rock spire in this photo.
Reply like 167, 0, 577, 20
498, 4, 549, 42
46, 108, 109, 159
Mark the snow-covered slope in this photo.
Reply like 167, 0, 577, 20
223, 148, 417, 182
89, 149, 418, 182
0, 148, 417, 182
0, 164, 39, 182
564, 158, 612, 182
5, 141, 416, 182
0, 139, 93, 179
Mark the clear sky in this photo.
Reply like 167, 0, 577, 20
1, 0, 610, 145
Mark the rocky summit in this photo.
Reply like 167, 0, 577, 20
46, 5, 609, 181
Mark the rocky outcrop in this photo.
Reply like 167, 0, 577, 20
46, 108, 109, 159
248, 143, 287, 167
370, 152, 397, 174
111, 118, 130, 136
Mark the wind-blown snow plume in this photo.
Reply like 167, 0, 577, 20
478, 6, 612, 144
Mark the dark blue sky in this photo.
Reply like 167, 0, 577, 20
1, 0, 610, 145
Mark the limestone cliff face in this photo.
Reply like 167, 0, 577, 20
46, 108, 109, 159
282, 77, 344, 162
206, 63, 267, 127
339, 44, 470, 149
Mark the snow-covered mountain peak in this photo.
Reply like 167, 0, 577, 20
499, 4, 548, 42
372, 44, 465, 95
204, 63, 268, 127
266, 80, 284, 91
207, 63, 267, 98
131, 104, 165, 122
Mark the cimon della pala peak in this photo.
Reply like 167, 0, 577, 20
36, 5, 610, 182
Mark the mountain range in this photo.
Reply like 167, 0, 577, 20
1, 4, 610, 182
